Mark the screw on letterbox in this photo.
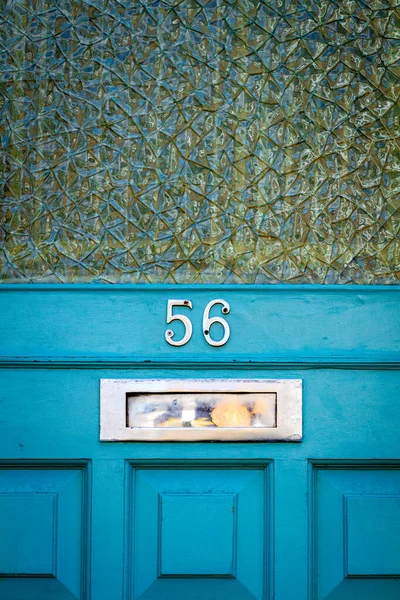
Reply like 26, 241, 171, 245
166, 330, 174, 337
222, 307, 229, 314
184, 300, 189, 305
204, 330, 209, 335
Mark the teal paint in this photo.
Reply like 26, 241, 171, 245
0, 285, 399, 599
0, 285, 399, 367
312, 465, 400, 599
129, 465, 268, 599
0, 462, 90, 599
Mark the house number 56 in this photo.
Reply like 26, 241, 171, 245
165, 299, 230, 347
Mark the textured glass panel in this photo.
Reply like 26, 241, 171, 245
0, 0, 399, 283
127, 392, 277, 428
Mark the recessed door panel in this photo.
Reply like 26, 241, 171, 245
0, 463, 90, 600
313, 465, 400, 600
127, 464, 271, 600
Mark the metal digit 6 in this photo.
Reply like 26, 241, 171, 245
165, 300, 193, 347
203, 299, 230, 347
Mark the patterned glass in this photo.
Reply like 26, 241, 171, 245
1, 0, 399, 283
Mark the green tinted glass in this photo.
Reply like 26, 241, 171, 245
1, 1, 399, 283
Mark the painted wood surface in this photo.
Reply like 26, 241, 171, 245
0, 285, 399, 600
0, 285, 399, 367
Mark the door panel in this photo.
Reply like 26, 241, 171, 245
0, 462, 90, 600
313, 465, 400, 600
128, 464, 270, 600
0, 285, 399, 600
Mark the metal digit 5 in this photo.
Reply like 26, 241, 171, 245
203, 299, 230, 347
165, 300, 193, 347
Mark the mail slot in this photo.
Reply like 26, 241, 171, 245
100, 379, 302, 442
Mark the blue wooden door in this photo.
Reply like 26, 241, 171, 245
0, 285, 399, 600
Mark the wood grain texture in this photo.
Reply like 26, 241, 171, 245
1, 285, 399, 600
1, 285, 399, 367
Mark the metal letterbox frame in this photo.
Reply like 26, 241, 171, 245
100, 378, 302, 442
